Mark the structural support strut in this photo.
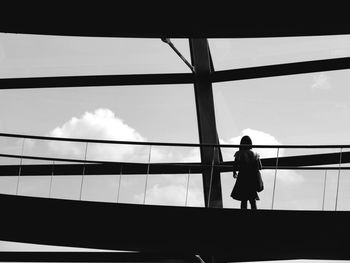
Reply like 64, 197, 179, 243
189, 38, 222, 208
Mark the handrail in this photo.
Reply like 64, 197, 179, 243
1, 132, 350, 148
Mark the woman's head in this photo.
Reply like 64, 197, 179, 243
239, 135, 252, 150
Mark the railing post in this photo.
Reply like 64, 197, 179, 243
116, 164, 123, 203
322, 169, 327, 211
185, 168, 191, 207
16, 138, 25, 195
143, 145, 152, 204
335, 147, 343, 211
208, 146, 216, 208
79, 142, 89, 201
271, 147, 279, 209
49, 160, 55, 198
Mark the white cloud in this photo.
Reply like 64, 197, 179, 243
47, 108, 149, 162
311, 72, 331, 90
50, 108, 145, 141
46, 108, 201, 163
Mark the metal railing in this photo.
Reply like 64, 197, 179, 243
0, 132, 349, 210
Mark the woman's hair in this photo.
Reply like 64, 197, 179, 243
239, 135, 253, 150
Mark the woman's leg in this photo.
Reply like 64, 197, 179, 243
241, 200, 248, 209
249, 199, 257, 210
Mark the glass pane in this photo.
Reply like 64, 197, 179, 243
0, 137, 24, 157
82, 174, 119, 202
86, 143, 150, 163
335, 169, 350, 210
144, 174, 189, 206
50, 175, 81, 200
0, 34, 192, 77
209, 35, 350, 70
271, 169, 325, 210
117, 174, 147, 204
185, 173, 204, 207
0, 176, 17, 195
23, 139, 86, 161
149, 146, 200, 163
17, 175, 51, 198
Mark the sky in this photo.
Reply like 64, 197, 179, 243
0, 33, 350, 261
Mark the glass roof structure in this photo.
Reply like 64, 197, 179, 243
1, 2, 350, 262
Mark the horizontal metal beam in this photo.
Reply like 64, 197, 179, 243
0, 162, 202, 176
1, 57, 350, 90
263, 151, 350, 167
212, 57, 350, 83
0, 73, 194, 90
1, 151, 350, 176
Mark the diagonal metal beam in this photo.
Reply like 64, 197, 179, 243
212, 57, 350, 83
1, 57, 350, 90
161, 38, 195, 73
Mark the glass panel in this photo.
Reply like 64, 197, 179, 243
82, 174, 119, 202
23, 139, 86, 161
0, 137, 24, 157
185, 173, 204, 207
113, 173, 205, 207
269, 169, 325, 210
117, 174, 147, 204
50, 175, 81, 200
0, 34, 192, 77
0, 175, 17, 195
149, 146, 200, 163
16, 158, 52, 197
17, 175, 51, 198
209, 35, 350, 70
335, 169, 350, 210
144, 174, 189, 206
86, 143, 149, 163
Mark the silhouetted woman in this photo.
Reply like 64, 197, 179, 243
231, 135, 262, 209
